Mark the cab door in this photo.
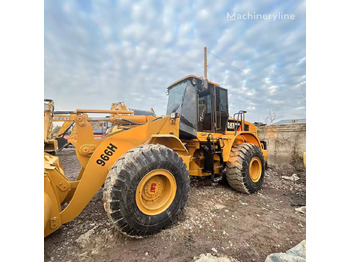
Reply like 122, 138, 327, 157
215, 87, 228, 132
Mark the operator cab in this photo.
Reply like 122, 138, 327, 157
166, 75, 229, 138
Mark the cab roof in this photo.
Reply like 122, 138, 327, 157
167, 75, 221, 89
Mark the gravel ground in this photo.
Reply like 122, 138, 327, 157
44, 147, 306, 262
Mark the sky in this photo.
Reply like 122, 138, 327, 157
44, 0, 305, 123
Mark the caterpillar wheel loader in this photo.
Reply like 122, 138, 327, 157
51, 101, 156, 151
44, 74, 267, 238
45, 51, 267, 238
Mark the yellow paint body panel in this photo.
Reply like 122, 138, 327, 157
44, 153, 69, 237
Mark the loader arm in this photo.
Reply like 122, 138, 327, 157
53, 114, 76, 138
60, 115, 180, 224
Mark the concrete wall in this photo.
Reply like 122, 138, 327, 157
257, 123, 306, 165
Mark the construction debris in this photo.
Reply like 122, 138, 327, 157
265, 240, 306, 262
282, 174, 300, 181
295, 206, 306, 214
193, 253, 238, 262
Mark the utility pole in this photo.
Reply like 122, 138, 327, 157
204, 47, 207, 80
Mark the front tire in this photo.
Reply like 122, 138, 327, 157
103, 144, 190, 237
225, 143, 265, 194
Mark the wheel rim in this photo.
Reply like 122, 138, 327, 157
249, 157, 262, 182
136, 169, 177, 215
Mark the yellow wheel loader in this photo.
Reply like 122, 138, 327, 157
44, 50, 267, 237
44, 99, 58, 154
51, 101, 156, 150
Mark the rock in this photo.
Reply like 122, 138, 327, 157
211, 247, 218, 253
291, 174, 300, 181
295, 206, 306, 214
75, 227, 114, 255
285, 240, 306, 258
78, 251, 90, 261
239, 200, 248, 206
258, 192, 268, 200
193, 253, 235, 262
265, 253, 305, 262
282, 174, 300, 182
265, 240, 306, 262
273, 223, 280, 230
214, 204, 225, 210
75, 226, 97, 248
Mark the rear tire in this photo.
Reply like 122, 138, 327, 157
103, 144, 190, 237
225, 143, 265, 194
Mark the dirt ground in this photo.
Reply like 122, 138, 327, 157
44, 148, 306, 262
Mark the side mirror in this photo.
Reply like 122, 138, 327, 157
197, 79, 208, 92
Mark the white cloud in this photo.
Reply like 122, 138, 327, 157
45, 0, 305, 122
268, 85, 278, 94
267, 98, 284, 105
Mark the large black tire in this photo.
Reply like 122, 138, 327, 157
103, 144, 190, 237
225, 143, 265, 194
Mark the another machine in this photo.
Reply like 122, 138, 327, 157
44, 99, 58, 154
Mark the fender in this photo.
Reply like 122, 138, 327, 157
222, 132, 266, 162
233, 132, 262, 147
147, 134, 189, 154
146, 134, 190, 170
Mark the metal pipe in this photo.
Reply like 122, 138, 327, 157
54, 111, 75, 114
76, 109, 134, 114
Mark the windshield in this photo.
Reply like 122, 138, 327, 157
166, 81, 187, 115
166, 80, 198, 138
